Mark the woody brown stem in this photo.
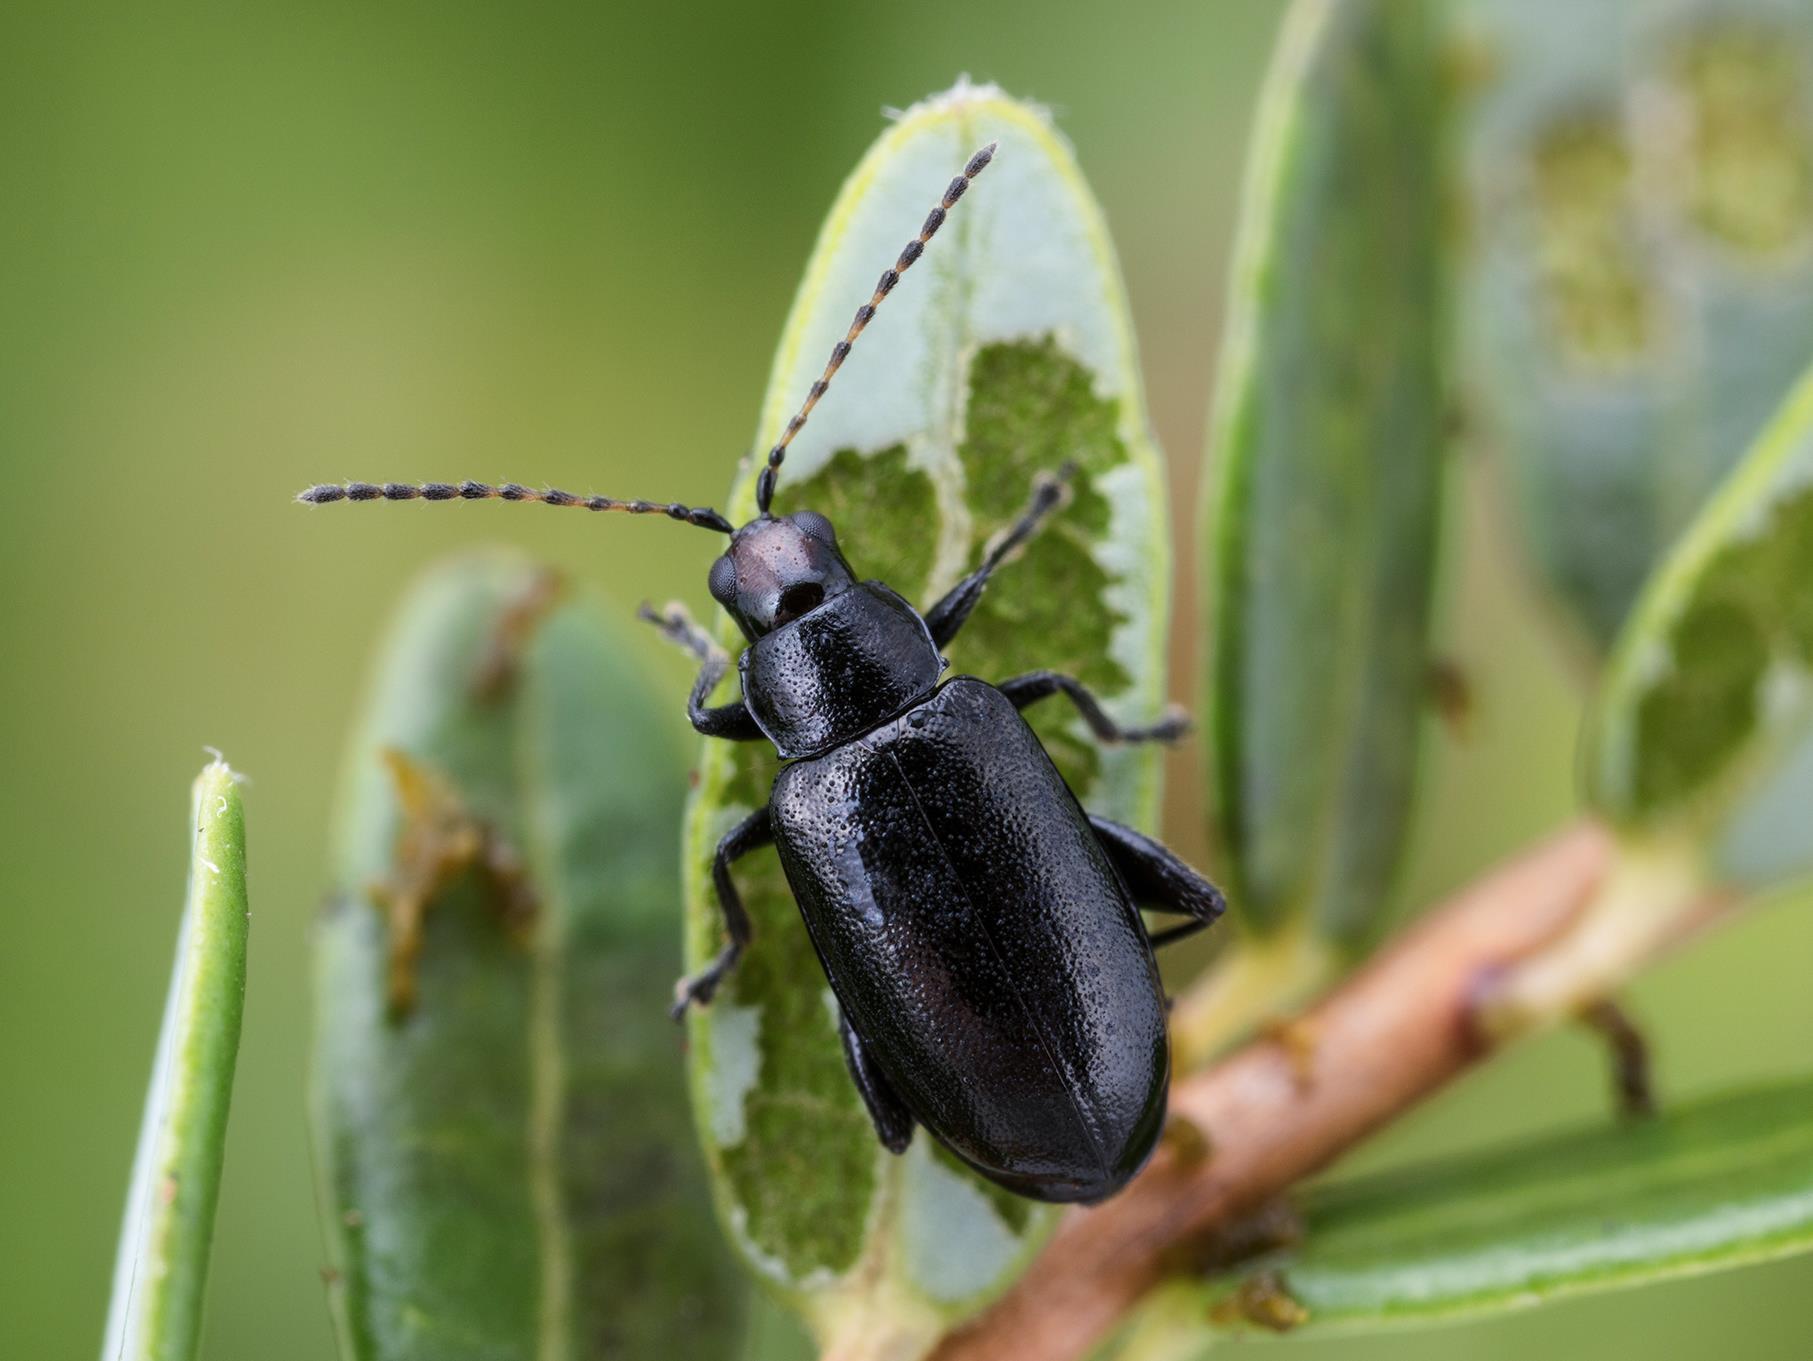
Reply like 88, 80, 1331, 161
927, 822, 1732, 1361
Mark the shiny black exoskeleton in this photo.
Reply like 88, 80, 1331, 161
300, 142, 1227, 1203
656, 496, 1225, 1203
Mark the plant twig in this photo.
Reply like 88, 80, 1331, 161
928, 822, 1732, 1361
1169, 921, 1336, 1070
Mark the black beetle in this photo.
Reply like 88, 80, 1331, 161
300, 143, 1227, 1203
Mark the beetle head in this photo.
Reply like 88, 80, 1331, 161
709, 510, 855, 641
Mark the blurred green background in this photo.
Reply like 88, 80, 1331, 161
2, 2, 1807, 1358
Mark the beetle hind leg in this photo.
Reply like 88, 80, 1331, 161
1088, 814, 1227, 949
840, 1010, 914, 1154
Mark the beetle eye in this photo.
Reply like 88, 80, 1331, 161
707, 554, 738, 605
791, 510, 837, 546
773, 581, 825, 625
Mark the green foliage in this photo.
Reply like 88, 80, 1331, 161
1462, 0, 1813, 654
680, 81, 1173, 1344
99, 26, 1813, 1359
104, 760, 249, 1361
1589, 361, 1813, 890
1204, 0, 1452, 947
312, 553, 742, 1360
1199, 1076, 1813, 1336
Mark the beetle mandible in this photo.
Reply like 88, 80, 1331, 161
301, 143, 1228, 1203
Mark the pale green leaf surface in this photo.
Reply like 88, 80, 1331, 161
104, 760, 249, 1361
680, 81, 1172, 1334
1462, 0, 1813, 654
1587, 359, 1813, 889
1205, 0, 1451, 945
1198, 1076, 1813, 1337
313, 552, 743, 1359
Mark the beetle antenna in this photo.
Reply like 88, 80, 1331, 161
754, 141, 997, 514
296, 481, 734, 534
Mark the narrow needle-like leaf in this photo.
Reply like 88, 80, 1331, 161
103, 759, 250, 1361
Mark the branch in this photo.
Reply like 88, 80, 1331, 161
929, 822, 1733, 1361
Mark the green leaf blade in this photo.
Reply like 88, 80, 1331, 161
1462, 0, 1813, 654
1587, 360, 1813, 889
313, 552, 743, 1360
1205, 0, 1453, 946
1217, 1076, 1813, 1334
104, 759, 250, 1361
682, 82, 1172, 1340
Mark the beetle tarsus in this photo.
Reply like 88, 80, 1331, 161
1003, 671, 1193, 746
1143, 703, 1194, 744
639, 600, 721, 665
640, 601, 766, 740
925, 463, 1076, 648
670, 947, 740, 1020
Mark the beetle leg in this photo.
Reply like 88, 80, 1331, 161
1001, 671, 1191, 745
839, 1010, 915, 1154
671, 805, 772, 1019
1148, 918, 1212, 949
638, 601, 765, 741
924, 464, 1073, 647
1088, 815, 1227, 941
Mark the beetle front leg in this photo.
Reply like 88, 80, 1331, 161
1000, 671, 1191, 745
671, 805, 772, 1020
924, 464, 1073, 648
839, 1009, 915, 1154
1088, 814, 1227, 949
639, 601, 764, 741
